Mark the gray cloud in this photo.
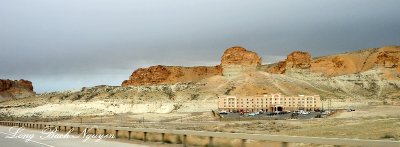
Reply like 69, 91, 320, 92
1, 0, 400, 92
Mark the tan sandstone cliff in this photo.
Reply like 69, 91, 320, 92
122, 46, 261, 86
0, 79, 35, 101
266, 46, 400, 77
122, 65, 222, 86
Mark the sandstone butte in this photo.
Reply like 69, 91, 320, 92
0, 79, 35, 100
122, 46, 400, 86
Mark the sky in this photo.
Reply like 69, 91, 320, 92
1, 0, 400, 93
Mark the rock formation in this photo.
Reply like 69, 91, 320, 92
310, 46, 400, 76
122, 46, 261, 86
122, 65, 221, 86
267, 51, 311, 74
286, 51, 311, 69
376, 51, 399, 68
220, 46, 262, 77
220, 46, 261, 66
123, 45, 400, 86
266, 61, 286, 74
0, 79, 35, 101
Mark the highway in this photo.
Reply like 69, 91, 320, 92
0, 126, 148, 147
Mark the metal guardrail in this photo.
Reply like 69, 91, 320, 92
1, 121, 399, 147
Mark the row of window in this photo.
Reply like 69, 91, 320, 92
223, 104, 318, 108
224, 101, 317, 104
224, 97, 317, 101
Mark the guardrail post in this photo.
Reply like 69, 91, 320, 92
161, 133, 165, 144
64, 126, 67, 132
115, 130, 119, 139
241, 139, 246, 147
143, 132, 147, 142
94, 128, 97, 135
78, 127, 80, 134
281, 142, 288, 147
208, 136, 213, 147
58, 126, 61, 131
104, 129, 107, 136
183, 135, 187, 147
128, 131, 131, 140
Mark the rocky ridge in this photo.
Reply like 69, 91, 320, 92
0, 79, 35, 101
1, 45, 399, 117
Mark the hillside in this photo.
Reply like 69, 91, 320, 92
0, 46, 399, 117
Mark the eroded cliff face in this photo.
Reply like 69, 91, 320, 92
266, 51, 312, 74
122, 65, 222, 86
220, 46, 261, 66
122, 46, 400, 94
266, 46, 400, 76
310, 46, 400, 76
122, 46, 262, 86
286, 51, 311, 69
220, 46, 262, 77
0, 79, 35, 101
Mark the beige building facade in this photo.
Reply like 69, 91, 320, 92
218, 93, 321, 112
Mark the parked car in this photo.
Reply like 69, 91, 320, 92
247, 113, 257, 117
219, 110, 228, 114
299, 110, 310, 115
347, 108, 355, 112
322, 111, 330, 115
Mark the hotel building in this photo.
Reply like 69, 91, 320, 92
218, 93, 321, 112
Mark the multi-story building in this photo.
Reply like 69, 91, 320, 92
218, 93, 321, 112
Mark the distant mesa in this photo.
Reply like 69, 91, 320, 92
0, 79, 35, 101
286, 51, 312, 69
267, 51, 312, 74
122, 65, 222, 86
122, 45, 400, 86
220, 46, 261, 67
220, 46, 262, 77
122, 46, 262, 86
310, 46, 400, 76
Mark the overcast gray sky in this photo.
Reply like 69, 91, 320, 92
1, 0, 399, 93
